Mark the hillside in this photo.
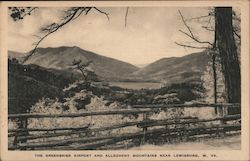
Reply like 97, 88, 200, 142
129, 51, 209, 84
8, 72, 64, 114
8, 59, 68, 114
8, 50, 28, 62
20, 46, 139, 81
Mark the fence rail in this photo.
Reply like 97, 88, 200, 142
9, 108, 153, 118
11, 116, 198, 141
8, 126, 90, 133
8, 103, 241, 150
8, 103, 240, 119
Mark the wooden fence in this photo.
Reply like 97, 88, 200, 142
8, 103, 241, 150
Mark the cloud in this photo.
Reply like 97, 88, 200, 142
8, 7, 213, 64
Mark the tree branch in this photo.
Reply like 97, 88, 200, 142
201, 26, 214, 32
22, 8, 82, 63
177, 10, 213, 49
21, 7, 38, 19
186, 15, 211, 21
22, 7, 110, 64
71, 7, 89, 21
179, 29, 213, 45
93, 7, 109, 21
233, 29, 241, 39
175, 42, 210, 49
178, 10, 195, 38
125, 7, 129, 27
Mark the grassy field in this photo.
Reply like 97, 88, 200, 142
108, 82, 162, 90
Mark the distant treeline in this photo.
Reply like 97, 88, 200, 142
94, 82, 205, 106
8, 58, 75, 88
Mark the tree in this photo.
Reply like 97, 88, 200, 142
201, 51, 226, 104
176, 7, 241, 107
214, 7, 241, 104
71, 59, 97, 83
175, 9, 220, 105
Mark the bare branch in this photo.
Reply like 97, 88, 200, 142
23, 8, 82, 63
125, 7, 129, 27
178, 10, 213, 48
21, 7, 38, 19
85, 7, 92, 15
22, 7, 110, 64
204, 16, 212, 28
201, 26, 214, 32
186, 15, 211, 21
178, 10, 195, 38
72, 8, 88, 20
179, 29, 213, 46
32, 35, 42, 39
233, 29, 241, 39
93, 7, 109, 21
175, 42, 210, 49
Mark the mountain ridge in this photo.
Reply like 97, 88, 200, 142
129, 51, 209, 84
8, 46, 209, 83
10, 46, 139, 81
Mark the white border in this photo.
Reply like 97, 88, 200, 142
0, 1, 249, 161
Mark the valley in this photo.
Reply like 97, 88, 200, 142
8, 46, 209, 114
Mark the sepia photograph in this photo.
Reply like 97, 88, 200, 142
0, 1, 249, 161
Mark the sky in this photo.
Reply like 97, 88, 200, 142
8, 7, 214, 65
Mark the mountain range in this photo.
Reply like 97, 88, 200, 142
8, 46, 209, 84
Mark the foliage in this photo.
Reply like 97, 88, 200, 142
8, 58, 74, 88
8, 58, 71, 114
97, 82, 205, 106
25, 90, 141, 143
9, 7, 37, 21
153, 93, 180, 104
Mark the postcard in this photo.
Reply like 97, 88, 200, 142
0, 0, 249, 161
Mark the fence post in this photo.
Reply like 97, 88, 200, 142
141, 112, 148, 145
216, 104, 227, 137
13, 131, 18, 147
223, 105, 228, 116
18, 117, 28, 144
216, 105, 224, 118
12, 117, 28, 150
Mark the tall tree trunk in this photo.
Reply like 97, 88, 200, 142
215, 7, 241, 106
212, 54, 217, 102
